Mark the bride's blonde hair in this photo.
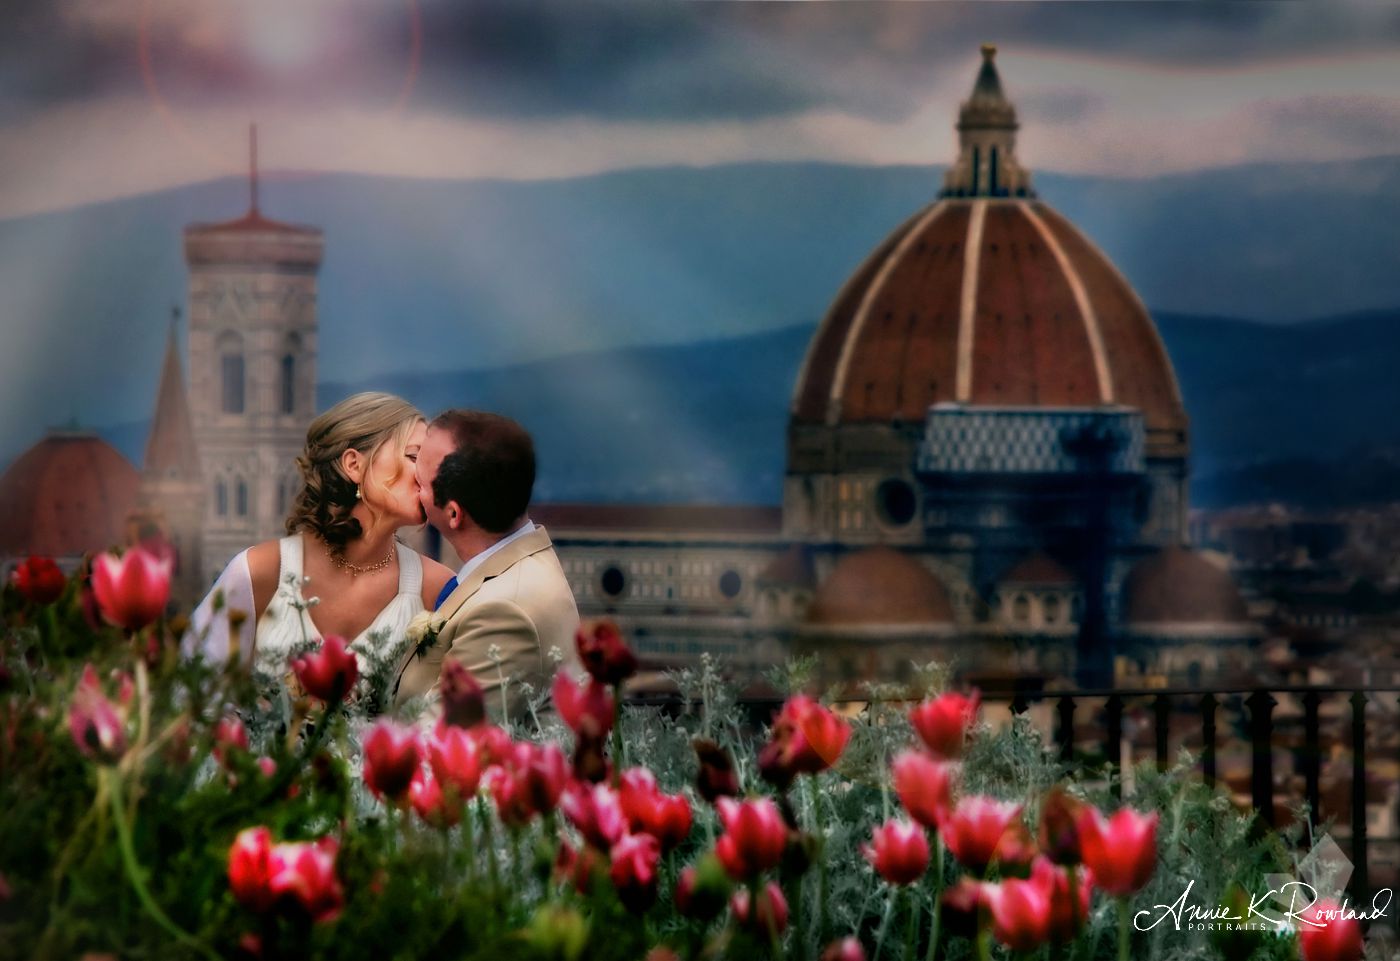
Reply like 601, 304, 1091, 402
285, 392, 424, 549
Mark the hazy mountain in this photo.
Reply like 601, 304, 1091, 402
89, 308, 1400, 509
5, 155, 1400, 493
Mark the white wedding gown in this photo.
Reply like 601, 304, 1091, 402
183, 534, 425, 678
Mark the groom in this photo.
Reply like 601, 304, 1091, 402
392, 410, 580, 720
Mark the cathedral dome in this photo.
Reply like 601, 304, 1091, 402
1121, 547, 1250, 627
0, 431, 140, 560
806, 547, 955, 626
790, 47, 1186, 459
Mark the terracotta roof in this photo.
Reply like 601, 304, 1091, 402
806, 547, 954, 626
143, 326, 201, 481
185, 209, 319, 236
0, 432, 140, 558
532, 503, 782, 535
757, 544, 817, 588
791, 198, 1186, 456
1000, 551, 1076, 587
1121, 547, 1250, 625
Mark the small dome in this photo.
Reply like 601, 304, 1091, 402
0, 431, 140, 559
1121, 547, 1250, 626
1000, 551, 1075, 587
806, 547, 955, 626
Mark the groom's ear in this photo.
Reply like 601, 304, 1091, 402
446, 500, 463, 530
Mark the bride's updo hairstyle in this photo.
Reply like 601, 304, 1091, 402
285, 392, 424, 550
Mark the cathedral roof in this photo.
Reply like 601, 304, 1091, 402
1000, 551, 1075, 588
790, 48, 1186, 459
1121, 547, 1250, 626
806, 547, 954, 626
0, 431, 140, 559
143, 322, 201, 482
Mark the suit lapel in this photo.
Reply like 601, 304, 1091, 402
393, 526, 555, 692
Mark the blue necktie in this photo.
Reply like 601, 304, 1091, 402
434, 576, 458, 611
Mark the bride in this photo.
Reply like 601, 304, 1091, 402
186, 392, 455, 680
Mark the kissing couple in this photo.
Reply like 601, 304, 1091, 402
186, 391, 581, 721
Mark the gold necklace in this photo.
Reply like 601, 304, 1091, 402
329, 542, 395, 577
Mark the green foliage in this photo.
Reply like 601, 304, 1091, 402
0, 587, 1332, 961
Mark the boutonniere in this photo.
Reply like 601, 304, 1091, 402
406, 612, 446, 659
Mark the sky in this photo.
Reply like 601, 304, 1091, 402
3, 1, 1400, 220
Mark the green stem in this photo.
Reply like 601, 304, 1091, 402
903, 887, 919, 961
510, 826, 526, 907
976, 929, 992, 961
105, 770, 220, 961
1065, 869, 1080, 961
1117, 898, 1130, 961
873, 888, 896, 961
479, 798, 502, 907
925, 837, 944, 961
807, 775, 828, 946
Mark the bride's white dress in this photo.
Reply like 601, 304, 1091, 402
184, 534, 424, 678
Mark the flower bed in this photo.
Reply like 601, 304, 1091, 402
0, 547, 1365, 960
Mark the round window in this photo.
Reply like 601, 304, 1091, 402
875, 478, 917, 527
718, 570, 742, 599
600, 566, 627, 598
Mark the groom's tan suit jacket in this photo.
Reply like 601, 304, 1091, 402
392, 525, 580, 722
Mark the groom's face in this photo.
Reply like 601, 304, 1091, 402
416, 426, 455, 531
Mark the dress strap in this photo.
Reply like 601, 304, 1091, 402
395, 541, 423, 597
279, 535, 304, 588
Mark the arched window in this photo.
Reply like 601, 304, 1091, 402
1012, 593, 1030, 623
218, 332, 245, 414
989, 145, 1000, 194
236, 478, 248, 517
970, 146, 981, 194
281, 354, 296, 414
1043, 594, 1061, 624
215, 479, 228, 516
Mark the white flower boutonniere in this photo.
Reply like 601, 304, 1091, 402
406, 611, 447, 659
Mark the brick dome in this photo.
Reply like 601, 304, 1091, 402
806, 547, 954, 626
791, 47, 1186, 459
1121, 547, 1250, 626
0, 431, 140, 559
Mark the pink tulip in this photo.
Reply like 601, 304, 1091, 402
609, 832, 662, 912
361, 720, 421, 802
820, 938, 867, 961
562, 781, 629, 850
940, 796, 1023, 877
212, 716, 249, 764
91, 546, 171, 630
909, 690, 980, 759
409, 769, 461, 828
427, 722, 484, 799
438, 658, 487, 728
11, 556, 65, 605
553, 671, 616, 739
1077, 806, 1158, 897
731, 882, 789, 937
489, 742, 569, 825
68, 664, 127, 763
757, 695, 852, 787
290, 635, 360, 703
228, 827, 278, 913
863, 819, 930, 886
1297, 898, 1365, 961
982, 875, 1052, 952
714, 796, 788, 880
268, 837, 343, 924
1031, 857, 1092, 944
575, 620, 638, 685
618, 768, 692, 851
892, 750, 957, 829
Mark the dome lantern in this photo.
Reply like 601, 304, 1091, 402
941, 44, 1035, 199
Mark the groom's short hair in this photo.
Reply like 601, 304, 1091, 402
429, 410, 535, 534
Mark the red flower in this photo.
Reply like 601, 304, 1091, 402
1077, 806, 1158, 898
609, 832, 662, 912
361, 720, 421, 803
268, 838, 344, 924
554, 841, 604, 895
693, 738, 740, 804
562, 781, 628, 850
714, 796, 788, 880
1030, 857, 1092, 943
409, 769, 461, 828
68, 664, 128, 763
213, 716, 249, 765
982, 876, 1052, 952
892, 750, 957, 829
91, 546, 171, 631
489, 742, 569, 825
472, 724, 515, 769
427, 722, 484, 799
11, 556, 65, 605
863, 819, 930, 886
730, 882, 789, 937
290, 635, 360, 704
575, 620, 638, 686
994, 820, 1039, 875
553, 671, 616, 739
1038, 787, 1088, 866
939, 796, 1023, 877
758, 695, 851, 787
820, 938, 867, 961
439, 658, 486, 728
909, 690, 980, 759
618, 768, 693, 851
228, 827, 278, 912
1297, 898, 1365, 961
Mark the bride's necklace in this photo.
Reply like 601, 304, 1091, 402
327, 541, 395, 578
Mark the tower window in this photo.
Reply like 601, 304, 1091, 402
215, 479, 228, 517
281, 354, 296, 414
236, 479, 248, 517
221, 353, 245, 414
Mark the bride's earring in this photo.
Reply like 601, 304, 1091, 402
355, 485, 362, 500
